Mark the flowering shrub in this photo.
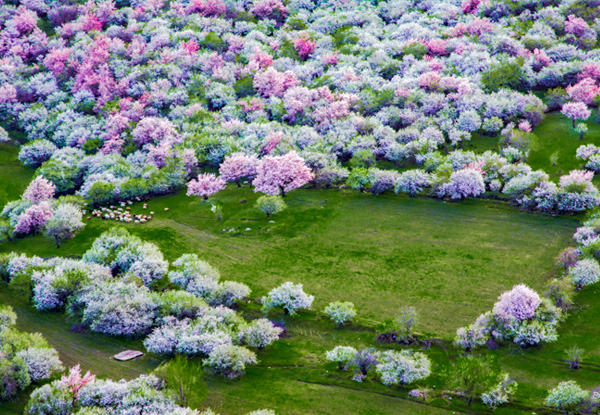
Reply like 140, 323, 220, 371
78, 280, 158, 337
325, 346, 357, 370
239, 319, 283, 349
262, 282, 314, 316
481, 374, 518, 409
375, 350, 431, 386
454, 325, 487, 352
255, 195, 287, 218
394, 170, 431, 197
16, 348, 63, 382
324, 301, 356, 327
456, 284, 560, 349
493, 284, 542, 322
203, 344, 258, 380
568, 258, 600, 288
545, 381, 590, 414
82, 227, 168, 286
436, 168, 485, 200
347, 348, 378, 378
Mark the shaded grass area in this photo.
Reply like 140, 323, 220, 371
0, 143, 34, 207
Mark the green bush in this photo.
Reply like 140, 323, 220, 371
200, 32, 227, 52
256, 195, 287, 218
481, 59, 524, 92
87, 182, 116, 207
82, 138, 102, 154
233, 76, 256, 99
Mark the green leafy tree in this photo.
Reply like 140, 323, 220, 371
481, 59, 524, 92
155, 356, 207, 408
255, 195, 287, 218
446, 356, 498, 406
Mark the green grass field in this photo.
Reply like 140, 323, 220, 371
1, 115, 600, 415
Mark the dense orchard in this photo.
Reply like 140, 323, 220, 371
0, 0, 598, 244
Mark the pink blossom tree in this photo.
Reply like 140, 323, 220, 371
532, 48, 551, 71
187, 0, 226, 17
260, 131, 283, 155
461, 0, 482, 14
561, 102, 591, 128
14, 202, 53, 235
23, 176, 56, 204
43, 48, 72, 76
14, 6, 38, 34
219, 153, 259, 187
0, 84, 17, 104
253, 151, 314, 196
292, 32, 316, 61
187, 173, 227, 200
565, 14, 592, 38
579, 62, 600, 82
59, 365, 96, 398
566, 78, 599, 105
253, 68, 300, 98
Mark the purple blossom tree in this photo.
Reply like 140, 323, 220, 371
492, 284, 542, 322
23, 176, 56, 204
14, 202, 53, 235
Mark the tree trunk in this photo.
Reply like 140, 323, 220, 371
236, 180, 241, 188
266, 212, 270, 218
280, 186, 286, 197
55, 237, 60, 249
203, 195, 208, 200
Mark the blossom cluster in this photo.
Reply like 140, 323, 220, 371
325, 346, 431, 387
455, 284, 561, 349
1, 176, 85, 240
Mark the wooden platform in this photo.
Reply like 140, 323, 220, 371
113, 350, 143, 361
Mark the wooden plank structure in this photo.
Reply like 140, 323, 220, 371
113, 350, 143, 361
